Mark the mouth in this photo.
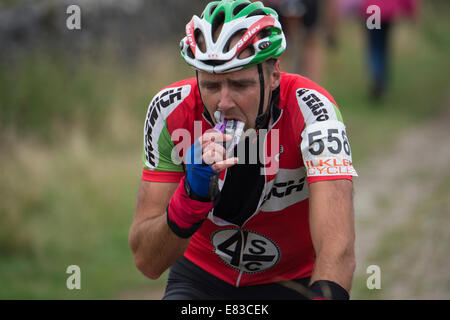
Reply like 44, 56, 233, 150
213, 110, 246, 126
224, 116, 246, 123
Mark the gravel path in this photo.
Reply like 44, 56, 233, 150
353, 105, 450, 299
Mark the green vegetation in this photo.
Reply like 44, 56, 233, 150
352, 173, 450, 299
0, 49, 191, 299
0, 2, 448, 299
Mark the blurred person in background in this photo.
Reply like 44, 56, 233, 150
360, 0, 420, 100
129, 0, 357, 300
261, 0, 340, 82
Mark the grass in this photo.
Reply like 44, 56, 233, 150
0, 1, 449, 299
352, 174, 450, 299
0, 50, 184, 298
0, 127, 157, 298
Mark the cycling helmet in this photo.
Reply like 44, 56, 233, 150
180, 0, 286, 74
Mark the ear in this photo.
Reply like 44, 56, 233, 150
269, 60, 281, 91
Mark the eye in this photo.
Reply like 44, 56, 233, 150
234, 83, 247, 90
231, 81, 251, 90
202, 83, 220, 91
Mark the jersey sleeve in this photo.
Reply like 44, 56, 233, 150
142, 84, 192, 183
294, 87, 358, 184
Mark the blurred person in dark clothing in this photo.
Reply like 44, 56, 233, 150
360, 0, 420, 100
262, 0, 340, 82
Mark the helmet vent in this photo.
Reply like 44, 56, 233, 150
232, 3, 249, 17
258, 27, 272, 39
203, 60, 224, 67
223, 28, 247, 53
211, 10, 225, 43
186, 46, 195, 59
238, 45, 255, 59
209, 5, 217, 16
194, 29, 206, 53
246, 9, 266, 18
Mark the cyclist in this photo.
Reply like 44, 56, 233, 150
129, 0, 357, 300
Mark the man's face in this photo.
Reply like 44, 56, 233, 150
197, 61, 281, 130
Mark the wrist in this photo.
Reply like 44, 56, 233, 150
185, 140, 220, 201
309, 280, 350, 300
184, 176, 215, 202
166, 177, 213, 238
166, 210, 204, 239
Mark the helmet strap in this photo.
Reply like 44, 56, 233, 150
255, 63, 270, 130
196, 70, 215, 126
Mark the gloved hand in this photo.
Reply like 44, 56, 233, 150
166, 112, 243, 238
184, 138, 221, 201
185, 111, 244, 201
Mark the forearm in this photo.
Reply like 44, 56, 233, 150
309, 243, 356, 292
129, 128, 237, 279
130, 213, 189, 279
308, 180, 356, 295
129, 173, 215, 279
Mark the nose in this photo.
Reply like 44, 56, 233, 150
217, 86, 235, 111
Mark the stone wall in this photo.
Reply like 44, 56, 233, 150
0, 0, 206, 60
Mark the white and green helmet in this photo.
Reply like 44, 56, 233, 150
180, 0, 286, 74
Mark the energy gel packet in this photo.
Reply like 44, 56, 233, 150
213, 110, 245, 158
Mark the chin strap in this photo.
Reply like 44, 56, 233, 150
255, 63, 270, 130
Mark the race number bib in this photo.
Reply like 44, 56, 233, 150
300, 120, 357, 177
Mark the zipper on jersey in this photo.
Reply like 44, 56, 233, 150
235, 227, 246, 287
239, 108, 283, 229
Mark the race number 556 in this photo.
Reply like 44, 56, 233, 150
308, 128, 351, 156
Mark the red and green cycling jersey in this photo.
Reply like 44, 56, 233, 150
142, 72, 357, 287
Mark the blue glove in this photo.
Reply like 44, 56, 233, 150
185, 139, 219, 201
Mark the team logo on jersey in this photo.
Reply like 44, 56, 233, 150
297, 88, 330, 122
211, 229, 280, 274
144, 85, 191, 168
296, 88, 343, 125
260, 168, 309, 212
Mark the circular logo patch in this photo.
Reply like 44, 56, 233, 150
211, 229, 280, 274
